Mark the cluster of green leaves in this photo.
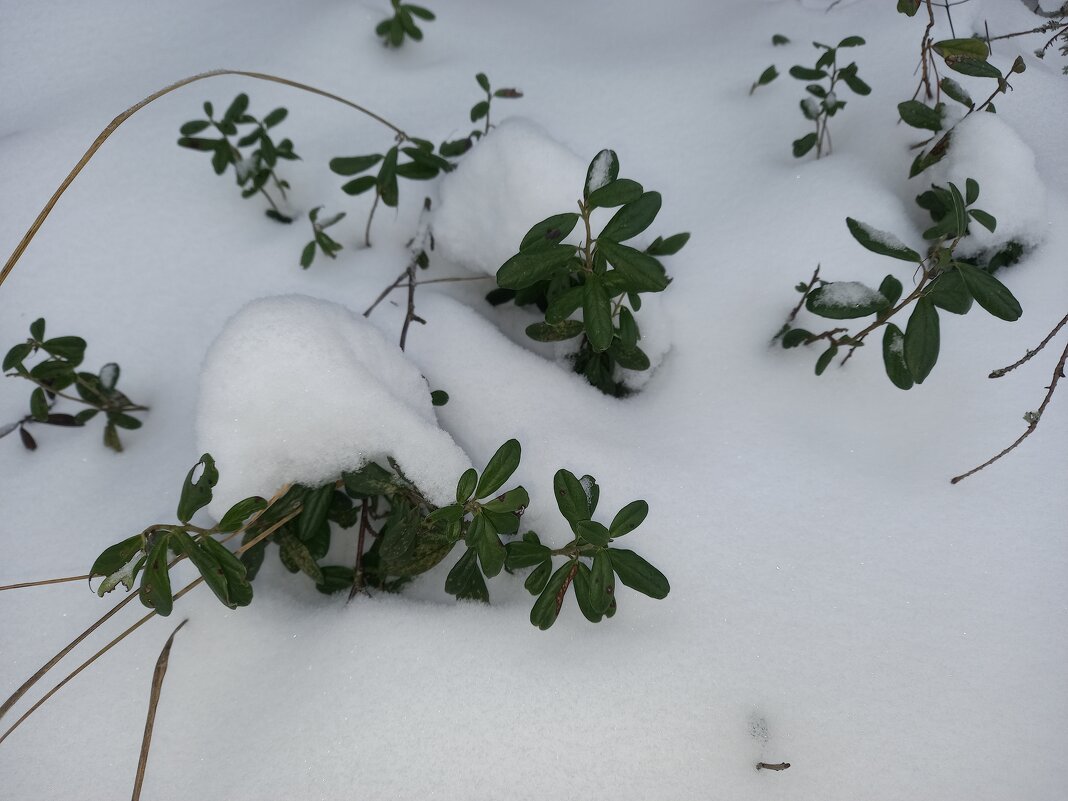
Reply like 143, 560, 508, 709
490, 149, 689, 396
300, 206, 346, 268
509, 468, 668, 629
2, 318, 146, 452
788, 37, 870, 158
899, 38, 1026, 178
177, 94, 298, 223
89, 454, 272, 615
91, 444, 669, 630
439, 73, 523, 157
779, 178, 1022, 388
329, 137, 451, 246
376, 0, 434, 47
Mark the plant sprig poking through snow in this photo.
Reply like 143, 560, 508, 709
177, 93, 299, 223
1, 317, 147, 452
376, 0, 435, 48
788, 36, 870, 159
491, 149, 689, 397
777, 179, 1022, 388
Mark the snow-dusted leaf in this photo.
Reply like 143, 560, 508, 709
845, 218, 921, 262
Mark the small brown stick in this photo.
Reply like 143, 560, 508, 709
756, 762, 791, 771
951, 334, 1068, 484
130, 620, 188, 801
348, 499, 372, 602
783, 266, 820, 332
0, 574, 90, 592
1, 69, 409, 290
989, 312, 1068, 378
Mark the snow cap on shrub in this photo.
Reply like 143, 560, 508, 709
935, 113, 1047, 258
196, 295, 471, 517
433, 117, 586, 276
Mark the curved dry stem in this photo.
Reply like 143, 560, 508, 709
1, 69, 409, 289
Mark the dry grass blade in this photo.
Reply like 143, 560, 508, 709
0, 574, 90, 592
0, 508, 299, 745
0, 69, 408, 290
130, 620, 188, 801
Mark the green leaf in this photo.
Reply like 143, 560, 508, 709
587, 179, 644, 209
840, 70, 871, 96
218, 496, 268, 532
576, 520, 610, 547
3, 342, 31, 371
838, 36, 865, 48
298, 483, 335, 542
475, 72, 490, 92
90, 534, 145, 595
526, 320, 585, 343
456, 467, 478, 503
524, 559, 553, 595
431, 389, 449, 406
947, 182, 968, 238
845, 218, 921, 262
617, 307, 639, 349
646, 232, 690, 256
939, 77, 973, 107
519, 213, 580, 253
897, 0, 920, 15
608, 548, 669, 599
341, 175, 378, 196
405, 4, 435, 21
103, 422, 122, 452
589, 550, 615, 615
904, 298, 940, 384
470, 101, 490, 122
343, 462, 397, 497
315, 566, 355, 595
965, 178, 980, 206
927, 270, 973, 315
179, 120, 211, 136
610, 500, 648, 537
496, 245, 576, 290
300, 241, 316, 269
171, 530, 232, 608
584, 149, 619, 198
814, 345, 839, 376
878, 274, 903, 308
506, 539, 551, 570
471, 515, 506, 578
806, 282, 889, 319
176, 454, 219, 524
882, 324, 914, 390
530, 560, 574, 629
40, 336, 86, 364
445, 548, 490, 602
969, 208, 996, 233
109, 412, 141, 430
608, 342, 650, 371
475, 439, 521, 499
792, 132, 818, 158
139, 536, 174, 616
897, 100, 943, 131
378, 147, 400, 207
772, 34, 790, 45
789, 66, 828, 80
944, 57, 1002, 79
263, 108, 287, 128
956, 263, 1021, 321
278, 530, 323, 583
554, 468, 591, 525
933, 38, 990, 60
29, 388, 48, 422
223, 93, 249, 124
597, 240, 669, 292
753, 65, 778, 91
599, 192, 662, 243
583, 277, 613, 353
781, 328, 811, 348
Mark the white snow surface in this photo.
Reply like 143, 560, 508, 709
2, 2, 1068, 801
196, 295, 471, 513
932, 112, 1049, 258
433, 117, 587, 276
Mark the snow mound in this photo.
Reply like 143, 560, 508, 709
196, 295, 471, 517
433, 117, 587, 277
935, 113, 1048, 258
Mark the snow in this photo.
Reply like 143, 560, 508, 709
852, 219, 916, 253
433, 117, 587, 277
819, 280, 885, 307
2, 2, 1068, 800
196, 295, 471, 513
585, 149, 614, 194
932, 112, 1049, 258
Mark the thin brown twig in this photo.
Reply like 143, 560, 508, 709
130, 620, 187, 801
1, 69, 409, 290
348, 499, 372, 602
0, 574, 90, 592
989, 312, 1068, 378
950, 335, 1068, 484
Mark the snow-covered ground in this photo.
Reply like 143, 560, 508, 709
2, 1, 1066, 799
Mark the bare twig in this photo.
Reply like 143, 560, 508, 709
130, 620, 187, 801
348, 499, 372, 602
756, 762, 791, 771
990, 312, 1068, 378
1, 69, 410, 290
951, 334, 1068, 484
